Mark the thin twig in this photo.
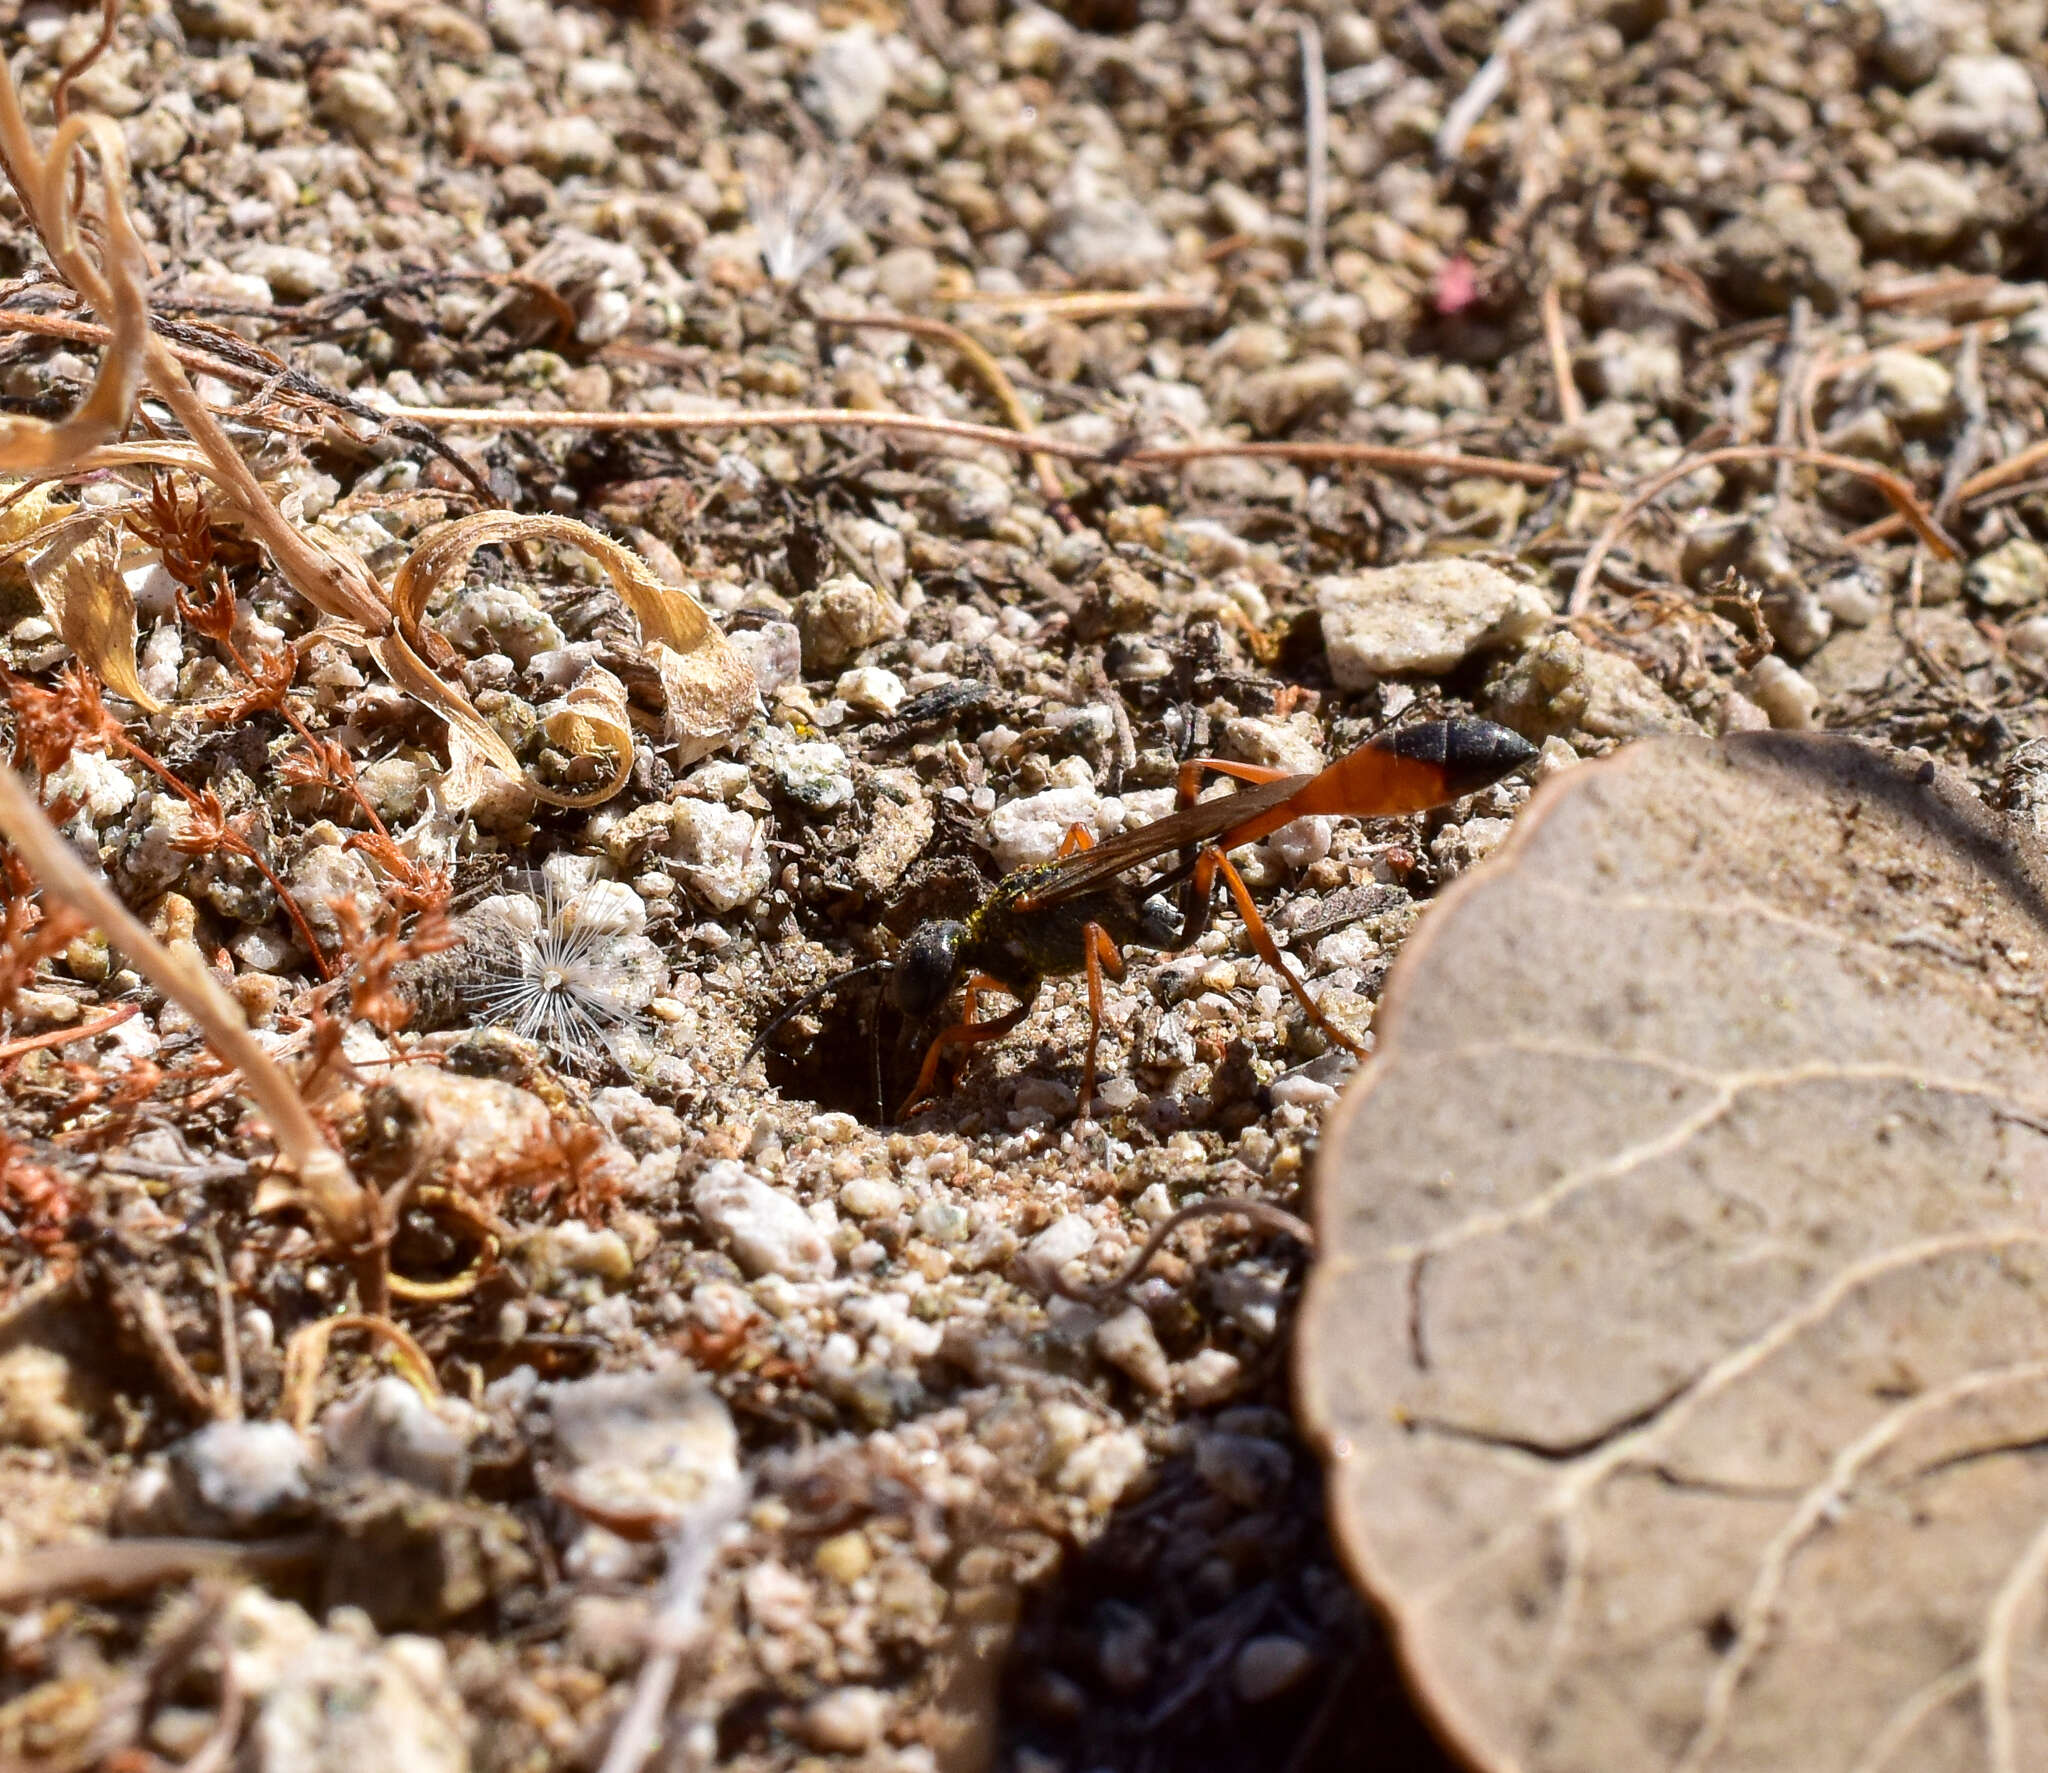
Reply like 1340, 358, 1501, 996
1051, 1198, 1315, 1305
279, 1311, 438, 1429
1299, 19, 1329, 282
1845, 435, 2048, 548
1860, 272, 2036, 318
1124, 437, 1586, 486
1772, 295, 1810, 499
0, 1534, 318, 1607
1541, 282, 1583, 425
944, 289, 1216, 322
1567, 444, 1958, 616
96, 1255, 224, 1421
379, 403, 1595, 491
813, 310, 1070, 512
1937, 325, 1988, 525
597, 1476, 750, 1773
49, 0, 120, 127
384, 400, 1107, 460
201, 1227, 242, 1422
1435, 0, 1562, 164
0, 998, 137, 1061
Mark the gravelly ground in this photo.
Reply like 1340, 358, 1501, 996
3, 0, 2048, 1768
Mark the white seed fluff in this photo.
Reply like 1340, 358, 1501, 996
745, 153, 865, 286
464, 878, 638, 1059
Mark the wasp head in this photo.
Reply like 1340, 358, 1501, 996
891, 919, 966, 1017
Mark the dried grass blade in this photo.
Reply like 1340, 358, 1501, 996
0, 760, 368, 1245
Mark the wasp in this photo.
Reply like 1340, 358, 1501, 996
750, 717, 1535, 1120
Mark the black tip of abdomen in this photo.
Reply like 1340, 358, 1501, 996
1384, 718, 1538, 796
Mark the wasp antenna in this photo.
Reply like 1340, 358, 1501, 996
742, 959, 892, 1075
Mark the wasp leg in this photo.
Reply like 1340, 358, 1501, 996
1078, 922, 1125, 1119
1190, 845, 1366, 1057
939, 974, 989, 1094
1057, 822, 1097, 858
899, 976, 1035, 1120
1166, 761, 1295, 948
1173, 757, 1293, 811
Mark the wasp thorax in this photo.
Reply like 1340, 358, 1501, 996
892, 920, 966, 1017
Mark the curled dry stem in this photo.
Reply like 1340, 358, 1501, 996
279, 1311, 439, 1432
1048, 1197, 1315, 1306
0, 760, 369, 1247
815, 309, 1071, 512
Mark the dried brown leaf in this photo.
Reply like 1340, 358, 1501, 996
539, 663, 635, 806
22, 510, 162, 712
1300, 734, 2048, 1773
389, 512, 755, 802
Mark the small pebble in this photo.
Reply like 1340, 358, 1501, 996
834, 664, 907, 716
692, 1161, 833, 1280
1967, 538, 2048, 612
799, 1686, 889, 1751
792, 576, 897, 671
815, 1529, 874, 1585
1022, 1214, 1097, 1289
1179, 1348, 1245, 1407
322, 1377, 473, 1496
167, 1420, 312, 1533
1319, 561, 1549, 683
1194, 1430, 1292, 1507
1233, 1635, 1317, 1704
1094, 1306, 1173, 1395
839, 1177, 903, 1219
1742, 657, 1822, 731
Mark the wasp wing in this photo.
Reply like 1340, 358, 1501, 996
1010, 772, 1315, 908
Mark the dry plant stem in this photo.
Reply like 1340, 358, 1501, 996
1845, 435, 2048, 547
139, 340, 391, 634
1819, 320, 1994, 383
49, 0, 121, 126
0, 44, 384, 631
1541, 282, 1584, 425
100, 724, 336, 978
385, 401, 1592, 494
385, 1184, 501, 1304
814, 311, 1069, 509
598, 1475, 750, 1773
390, 400, 1107, 459
1567, 444, 1958, 615
0, 100, 145, 469
944, 289, 1216, 322
1052, 1198, 1315, 1305
0, 997, 136, 1061
1299, 19, 1329, 282
1861, 271, 2035, 317
1125, 438, 1585, 486
1436, 0, 1562, 163
0, 759, 369, 1245
1938, 325, 1988, 523
202, 1227, 242, 1421
1772, 295, 1810, 495
97, 1255, 225, 1421
0, 1535, 319, 1608
0, 306, 319, 400
279, 1311, 438, 1429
